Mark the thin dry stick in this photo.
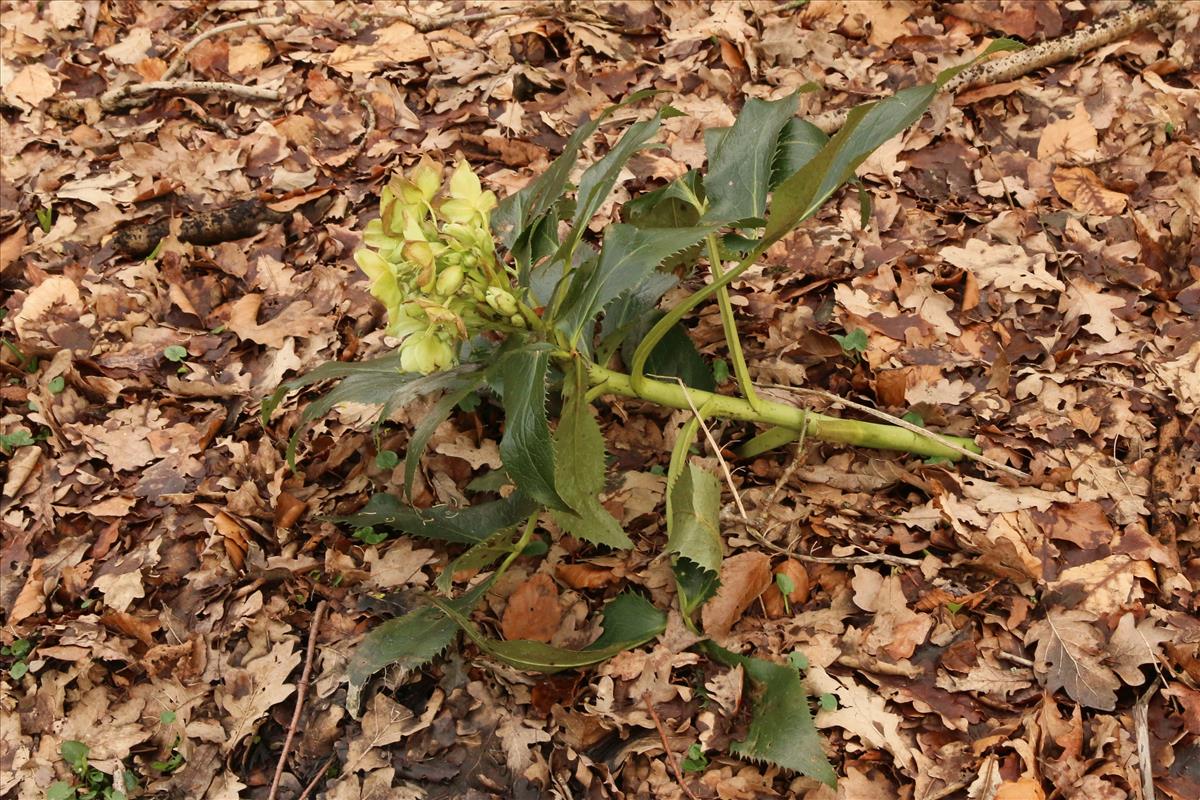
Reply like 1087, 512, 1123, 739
295, 753, 337, 800
763, 383, 1029, 479
643, 692, 701, 800
267, 600, 328, 800
719, 511, 924, 566
806, 0, 1181, 134
671, 377, 752, 522
375, 2, 614, 32
997, 650, 1034, 668
1135, 684, 1158, 800
163, 14, 291, 80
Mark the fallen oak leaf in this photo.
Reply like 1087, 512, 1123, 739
1026, 608, 1120, 711
501, 572, 561, 643
1106, 612, 1172, 685
701, 551, 772, 642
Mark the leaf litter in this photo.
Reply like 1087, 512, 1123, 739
2, 1, 1199, 799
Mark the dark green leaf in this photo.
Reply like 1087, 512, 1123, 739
494, 90, 657, 276
551, 360, 632, 548
764, 39, 1023, 248
771, 118, 828, 188
345, 582, 490, 717
765, 83, 937, 246
622, 171, 703, 230
674, 555, 720, 619
331, 492, 538, 545
375, 450, 399, 470
562, 106, 680, 261
623, 316, 715, 392
61, 740, 89, 774
431, 591, 665, 673
597, 271, 678, 360
435, 527, 522, 594
667, 462, 723, 575
559, 223, 716, 345
499, 349, 568, 510
703, 643, 835, 786
264, 353, 477, 468
702, 93, 800, 225
403, 370, 486, 497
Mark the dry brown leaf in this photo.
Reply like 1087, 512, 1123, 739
328, 22, 431, 74
1027, 608, 1120, 711
217, 636, 301, 750
1106, 612, 1171, 685
555, 562, 622, 590
501, 573, 561, 643
701, 551, 772, 641
1053, 166, 1128, 216
2, 63, 58, 109
224, 294, 326, 348
1036, 102, 1100, 164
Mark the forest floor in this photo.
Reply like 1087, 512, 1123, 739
2, 1, 1200, 799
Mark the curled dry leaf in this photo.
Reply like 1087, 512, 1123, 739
1052, 166, 1128, 216
501, 572, 562, 643
556, 562, 623, 590
701, 551, 772, 641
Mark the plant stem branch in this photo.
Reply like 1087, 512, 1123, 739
630, 239, 770, 397
704, 234, 761, 411
806, 0, 1181, 134
643, 692, 701, 800
164, 14, 290, 80
589, 362, 981, 461
762, 384, 1027, 478
267, 600, 328, 800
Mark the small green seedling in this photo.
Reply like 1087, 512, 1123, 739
0, 429, 36, 454
49, 741, 137, 800
375, 449, 400, 470
36, 204, 53, 233
2, 638, 33, 679
352, 526, 388, 546
681, 743, 709, 773
832, 328, 868, 360
162, 345, 188, 363
775, 572, 796, 615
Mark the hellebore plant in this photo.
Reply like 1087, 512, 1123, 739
266, 41, 1018, 786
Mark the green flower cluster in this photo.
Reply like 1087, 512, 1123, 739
355, 158, 525, 374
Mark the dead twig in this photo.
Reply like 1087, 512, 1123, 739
267, 600, 328, 800
807, 0, 1182, 134
762, 383, 1029, 479
643, 692, 701, 800
163, 14, 290, 80
997, 650, 1034, 668
295, 753, 337, 800
375, 2, 615, 32
52, 80, 282, 120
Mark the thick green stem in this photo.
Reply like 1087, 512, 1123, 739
630, 240, 770, 396
587, 362, 980, 460
704, 234, 761, 411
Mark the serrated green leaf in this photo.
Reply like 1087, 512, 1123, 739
551, 360, 632, 549
702, 93, 800, 225
597, 271, 678, 361
345, 581, 490, 717
432, 591, 665, 673
263, 353, 476, 468
667, 462, 722, 574
403, 370, 486, 497
566, 107, 677, 253
622, 315, 715, 391
703, 642, 835, 786
499, 349, 568, 510
330, 492, 538, 544
435, 527, 523, 594
494, 90, 658, 279
559, 223, 717, 344
764, 39, 1023, 249
622, 171, 704, 230
674, 556, 720, 619
771, 118, 828, 189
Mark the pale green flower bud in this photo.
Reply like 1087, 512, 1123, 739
400, 331, 456, 375
436, 265, 464, 296
485, 287, 518, 316
510, 314, 526, 327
